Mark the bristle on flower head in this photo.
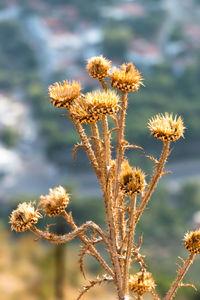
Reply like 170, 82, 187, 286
119, 160, 146, 195
39, 186, 70, 217
129, 271, 156, 296
184, 229, 200, 254
9, 202, 41, 232
70, 90, 119, 124
110, 62, 143, 92
86, 55, 111, 80
148, 113, 185, 142
48, 80, 82, 109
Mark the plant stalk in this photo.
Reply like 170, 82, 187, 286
135, 141, 170, 224
164, 252, 195, 300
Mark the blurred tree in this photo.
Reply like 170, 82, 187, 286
1, 127, 19, 148
102, 27, 132, 59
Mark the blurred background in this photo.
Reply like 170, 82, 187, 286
0, 0, 200, 299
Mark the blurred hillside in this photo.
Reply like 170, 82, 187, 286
0, 0, 200, 198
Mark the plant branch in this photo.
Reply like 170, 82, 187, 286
114, 92, 128, 243
90, 122, 104, 176
30, 222, 91, 244
62, 211, 114, 277
77, 275, 114, 300
135, 141, 170, 224
72, 118, 101, 179
164, 252, 195, 300
123, 195, 137, 295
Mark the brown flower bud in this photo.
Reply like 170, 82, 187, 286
129, 271, 156, 296
48, 80, 82, 109
10, 202, 41, 232
184, 229, 200, 254
119, 160, 146, 195
70, 90, 119, 124
86, 55, 111, 80
110, 62, 143, 92
39, 186, 70, 217
148, 113, 185, 142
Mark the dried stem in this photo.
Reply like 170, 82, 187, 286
30, 222, 91, 244
164, 252, 195, 300
90, 122, 104, 175
114, 92, 128, 242
135, 141, 170, 224
62, 211, 114, 277
123, 195, 137, 295
100, 79, 108, 91
102, 116, 112, 169
99, 79, 124, 298
77, 275, 114, 300
150, 290, 161, 300
118, 193, 126, 243
72, 118, 101, 179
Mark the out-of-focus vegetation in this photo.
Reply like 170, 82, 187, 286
0, 21, 37, 89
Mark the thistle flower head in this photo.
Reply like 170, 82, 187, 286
39, 186, 70, 217
148, 113, 185, 142
184, 229, 200, 254
110, 62, 143, 92
48, 80, 82, 109
119, 160, 146, 195
10, 202, 41, 232
86, 55, 111, 80
129, 271, 156, 295
70, 90, 119, 124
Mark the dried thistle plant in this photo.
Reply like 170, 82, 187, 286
10, 55, 199, 300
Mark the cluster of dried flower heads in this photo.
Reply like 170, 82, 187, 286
10, 55, 200, 300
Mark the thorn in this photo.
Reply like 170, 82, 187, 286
180, 282, 197, 291
162, 170, 172, 176
145, 154, 159, 164
73, 143, 85, 163
178, 256, 185, 265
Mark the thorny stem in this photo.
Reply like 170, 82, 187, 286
90, 122, 104, 177
164, 252, 195, 300
135, 141, 170, 224
72, 118, 101, 179
114, 92, 128, 243
118, 193, 126, 243
102, 116, 112, 169
30, 223, 92, 244
151, 290, 161, 300
100, 79, 108, 91
102, 165, 123, 298
99, 78, 124, 299
123, 195, 137, 295
61, 211, 114, 277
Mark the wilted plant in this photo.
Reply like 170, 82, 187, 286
10, 56, 200, 300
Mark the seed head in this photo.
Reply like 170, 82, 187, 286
39, 186, 70, 217
10, 202, 41, 232
119, 160, 146, 195
184, 229, 200, 254
148, 113, 185, 142
70, 90, 119, 124
86, 55, 111, 80
110, 62, 143, 92
129, 271, 156, 296
48, 80, 82, 109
